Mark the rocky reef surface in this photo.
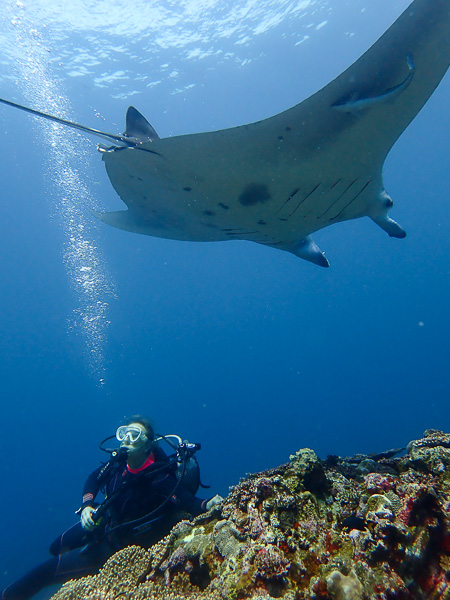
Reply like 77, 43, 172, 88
51, 430, 450, 600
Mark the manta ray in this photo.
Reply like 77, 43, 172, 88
1, 0, 448, 266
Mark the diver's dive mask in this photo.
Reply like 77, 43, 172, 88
116, 425, 147, 444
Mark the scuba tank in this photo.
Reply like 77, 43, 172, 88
177, 454, 201, 495
171, 438, 209, 495
158, 435, 210, 495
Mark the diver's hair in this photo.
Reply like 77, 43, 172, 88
124, 415, 155, 442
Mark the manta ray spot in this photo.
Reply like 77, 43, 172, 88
239, 183, 272, 207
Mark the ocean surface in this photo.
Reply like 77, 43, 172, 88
0, 0, 448, 596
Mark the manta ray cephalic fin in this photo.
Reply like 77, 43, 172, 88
92, 209, 137, 232
371, 215, 407, 238
369, 191, 407, 238
290, 236, 330, 267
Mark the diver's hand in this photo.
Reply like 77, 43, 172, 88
206, 494, 224, 511
81, 506, 97, 530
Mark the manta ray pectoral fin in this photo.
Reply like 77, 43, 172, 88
124, 106, 159, 142
290, 236, 330, 267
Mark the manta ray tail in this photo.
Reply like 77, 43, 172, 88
0, 97, 158, 147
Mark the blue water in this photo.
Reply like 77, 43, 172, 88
0, 0, 448, 596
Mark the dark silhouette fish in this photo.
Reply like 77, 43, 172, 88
1, 0, 448, 266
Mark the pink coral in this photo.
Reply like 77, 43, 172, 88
254, 546, 290, 580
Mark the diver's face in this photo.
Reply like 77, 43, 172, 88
118, 422, 149, 454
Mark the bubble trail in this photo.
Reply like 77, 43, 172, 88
3, 8, 117, 384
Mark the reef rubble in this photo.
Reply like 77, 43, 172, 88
51, 429, 450, 600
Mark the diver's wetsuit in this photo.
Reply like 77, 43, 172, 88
2, 446, 208, 600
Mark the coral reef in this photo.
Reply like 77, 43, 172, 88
51, 430, 450, 600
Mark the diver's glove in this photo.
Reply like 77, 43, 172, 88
205, 494, 224, 510
80, 506, 97, 531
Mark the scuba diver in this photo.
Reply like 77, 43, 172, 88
1, 416, 223, 600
